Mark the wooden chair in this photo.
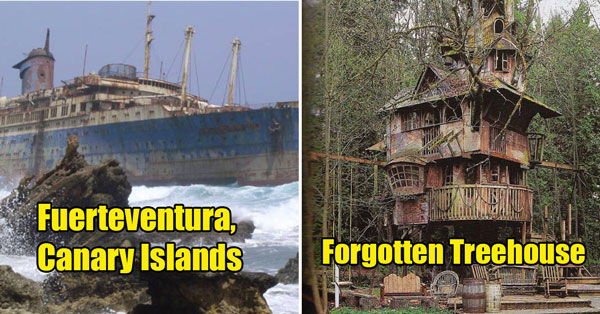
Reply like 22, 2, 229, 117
541, 265, 567, 298
492, 265, 536, 294
430, 270, 459, 298
380, 273, 423, 302
471, 264, 490, 282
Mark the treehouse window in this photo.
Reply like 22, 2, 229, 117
422, 126, 440, 155
490, 163, 500, 183
443, 165, 454, 185
387, 164, 421, 188
495, 50, 509, 72
401, 111, 420, 131
509, 166, 524, 185
500, 165, 507, 183
490, 127, 507, 153
466, 162, 478, 184
400, 109, 440, 131
444, 103, 462, 122
470, 100, 481, 131
494, 19, 504, 34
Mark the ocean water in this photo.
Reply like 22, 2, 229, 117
0, 182, 299, 314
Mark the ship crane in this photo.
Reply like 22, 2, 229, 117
144, 0, 155, 79
180, 26, 194, 107
226, 37, 241, 107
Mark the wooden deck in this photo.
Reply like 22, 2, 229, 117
451, 295, 594, 310
497, 295, 600, 313
570, 284, 600, 295
429, 184, 532, 222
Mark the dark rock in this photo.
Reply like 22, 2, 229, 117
0, 135, 131, 254
129, 271, 277, 314
275, 253, 298, 284
42, 271, 149, 314
0, 265, 44, 313
177, 220, 256, 245
0, 136, 272, 314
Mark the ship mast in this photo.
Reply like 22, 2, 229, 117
227, 37, 241, 106
181, 26, 194, 106
143, 0, 154, 78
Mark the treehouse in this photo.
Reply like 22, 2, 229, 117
380, 0, 560, 227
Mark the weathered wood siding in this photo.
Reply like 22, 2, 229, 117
394, 197, 429, 225
480, 120, 530, 165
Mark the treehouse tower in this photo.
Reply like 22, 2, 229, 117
381, 0, 560, 239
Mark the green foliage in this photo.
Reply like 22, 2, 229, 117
304, 0, 419, 244
528, 1, 600, 262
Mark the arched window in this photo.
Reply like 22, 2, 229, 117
385, 161, 425, 196
494, 19, 504, 33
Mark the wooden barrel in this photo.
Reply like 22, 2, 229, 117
485, 283, 502, 312
462, 278, 486, 313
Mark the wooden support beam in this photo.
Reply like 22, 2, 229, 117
543, 206, 548, 242
538, 161, 584, 172
306, 151, 385, 166
560, 220, 565, 280
373, 165, 378, 195
568, 204, 572, 243
521, 222, 527, 279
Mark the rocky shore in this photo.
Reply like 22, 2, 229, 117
0, 136, 278, 314
276, 253, 299, 284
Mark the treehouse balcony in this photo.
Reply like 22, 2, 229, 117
428, 184, 532, 222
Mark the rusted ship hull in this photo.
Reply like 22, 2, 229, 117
0, 105, 298, 186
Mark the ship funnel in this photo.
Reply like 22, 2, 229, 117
13, 29, 55, 94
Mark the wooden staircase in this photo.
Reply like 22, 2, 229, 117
527, 232, 556, 243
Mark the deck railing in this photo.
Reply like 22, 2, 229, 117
429, 184, 532, 222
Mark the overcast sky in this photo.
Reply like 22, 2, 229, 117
0, 1, 299, 105
539, 0, 600, 21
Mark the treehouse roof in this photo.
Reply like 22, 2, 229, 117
381, 64, 561, 119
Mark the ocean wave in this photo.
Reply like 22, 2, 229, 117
129, 182, 300, 248
265, 283, 300, 314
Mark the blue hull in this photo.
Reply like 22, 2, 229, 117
0, 107, 298, 186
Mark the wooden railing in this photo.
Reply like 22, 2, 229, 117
429, 184, 532, 222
